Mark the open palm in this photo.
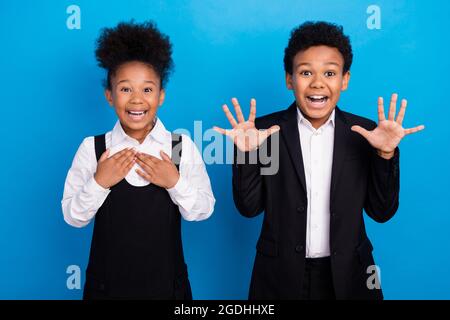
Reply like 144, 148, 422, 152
351, 93, 425, 155
213, 98, 280, 152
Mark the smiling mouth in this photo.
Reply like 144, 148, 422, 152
126, 110, 148, 121
307, 95, 329, 103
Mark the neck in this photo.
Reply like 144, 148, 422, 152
297, 105, 334, 129
122, 118, 156, 144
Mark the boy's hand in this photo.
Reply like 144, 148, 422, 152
351, 93, 425, 159
135, 150, 180, 189
94, 148, 137, 189
213, 98, 280, 152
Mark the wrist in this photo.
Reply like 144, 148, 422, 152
166, 172, 180, 189
94, 173, 109, 189
376, 149, 395, 160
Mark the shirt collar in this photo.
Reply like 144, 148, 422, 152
111, 117, 171, 146
296, 106, 335, 130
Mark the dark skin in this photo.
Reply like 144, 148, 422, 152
94, 61, 179, 189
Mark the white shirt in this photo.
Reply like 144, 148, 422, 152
297, 108, 335, 258
62, 118, 215, 228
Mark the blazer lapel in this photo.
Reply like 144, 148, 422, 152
280, 102, 307, 194
330, 107, 350, 204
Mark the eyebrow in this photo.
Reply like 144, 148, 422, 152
295, 62, 341, 68
117, 79, 157, 85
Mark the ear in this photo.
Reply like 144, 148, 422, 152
285, 72, 294, 90
341, 71, 351, 91
158, 89, 166, 107
104, 89, 114, 106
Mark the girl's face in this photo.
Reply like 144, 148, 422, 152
105, 61, 165, 143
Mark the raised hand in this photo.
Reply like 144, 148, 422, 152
351, 93, 425, 159
135, 150, 179, 189
94, 147, 137, 189
213, 98, 280, 152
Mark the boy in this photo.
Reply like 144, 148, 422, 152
62, 21, 215, 299
214, 21, 424, 299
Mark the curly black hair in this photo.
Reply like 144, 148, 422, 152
95, 20, 173, 89
283, 21, 353, 75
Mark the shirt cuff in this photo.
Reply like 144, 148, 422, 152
167, 175, 189, 197
166, 175, 196, 213
85, 176, 111, 195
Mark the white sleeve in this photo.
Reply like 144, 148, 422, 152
166, 134, 215, 221
61, 137, 111, 228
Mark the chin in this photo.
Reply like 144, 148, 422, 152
302, 107, 331, 119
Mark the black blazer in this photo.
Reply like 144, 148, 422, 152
232, 102, 399, 300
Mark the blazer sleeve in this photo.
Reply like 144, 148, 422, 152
364, 147, 400, 223
232, 147, 265, 218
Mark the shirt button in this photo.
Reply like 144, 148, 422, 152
297, 206, 305, 214
295, 244, 304, 253
333, 250, 338, 256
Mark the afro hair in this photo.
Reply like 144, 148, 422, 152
95, 20, 174, 89
283, 21, 353, 75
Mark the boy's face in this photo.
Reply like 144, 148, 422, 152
105, 61, 165, 140
286, 45, 350, 129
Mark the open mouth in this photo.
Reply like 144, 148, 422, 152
306, 95, 329, 108
126, 110, 148, 121
307, 95, 328, 103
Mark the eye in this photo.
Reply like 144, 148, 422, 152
300, 70, 312, 76
144, 87, 153, 93
325, 71, 336, 77
120, 87, 131, 93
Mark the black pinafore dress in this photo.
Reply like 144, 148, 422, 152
83, 133, 192, 300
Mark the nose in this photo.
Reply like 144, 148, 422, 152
129, 91, 144, 104
310, 75, 325, 89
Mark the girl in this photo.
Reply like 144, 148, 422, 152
62, 21, 215, 299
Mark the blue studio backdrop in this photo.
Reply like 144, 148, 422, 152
0, 0, 448, 299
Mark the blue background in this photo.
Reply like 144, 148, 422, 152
0, 0, 448, 299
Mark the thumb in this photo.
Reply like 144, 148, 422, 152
99, 149, 110, 162
160, 150, 172, 162
351, 125, 370, 140
267, 125, 281, 136
261, 125, 281, 139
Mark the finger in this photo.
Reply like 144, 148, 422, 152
396, 99, 407, 125
351, 125, 371, 140
136, 168, 153, 182
99, 149, 110, 162
124, 156, 136, 173
258, 125, 281, 145
136, 152, 160, 164
213, 126, 233, 137
231, 97, 245, 123
112, 147, 131, 160
264, 125, 280, 138
213, 126, 226, 135
136, 160, 156, 180
160, 150, 172, 162
388, 93, 398, 121
118, 148, 136, 166
222, 104, 238, 128
378, 97, 386, 121
248, 98, 257, 123
121, 152, 136, 169
135, 156, 155, 173
404, 125, 425, 135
